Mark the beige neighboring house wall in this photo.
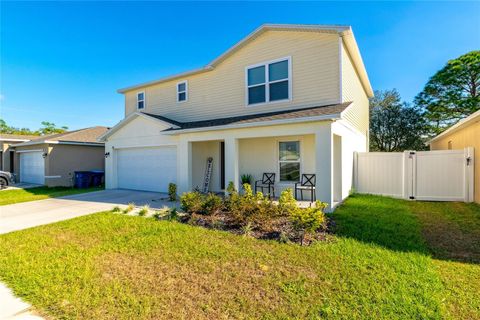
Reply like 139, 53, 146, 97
429, 110, 480, 203
0, 134, 39, 172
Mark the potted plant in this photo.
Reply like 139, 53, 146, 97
241, 174, 253, 187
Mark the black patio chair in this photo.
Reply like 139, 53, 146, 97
295, 174, 316, 201
255, 173, 276, 198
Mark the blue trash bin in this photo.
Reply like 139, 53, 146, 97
74, 171, 92, 188
90, 170, 105, 187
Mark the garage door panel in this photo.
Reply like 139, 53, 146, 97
116, 146, 176, 192
20, 152, 45, 184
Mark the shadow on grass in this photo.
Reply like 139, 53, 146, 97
332, 194, 480, 264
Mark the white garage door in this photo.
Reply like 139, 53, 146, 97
116, 146, 177, 192
20, 151, 45, 184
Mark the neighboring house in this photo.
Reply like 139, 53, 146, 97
429, 109, 480, 203
99, 24, 373, 209
0, 134, 40, 173
13, 127, 108, 187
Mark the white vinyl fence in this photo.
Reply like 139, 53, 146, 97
354, 148, 474, 202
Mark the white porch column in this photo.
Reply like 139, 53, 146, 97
315, 124, 333, 211
177, 139, 192, 195
224, 136, 239, 193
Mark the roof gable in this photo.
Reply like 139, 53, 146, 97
117, 24, 373, 97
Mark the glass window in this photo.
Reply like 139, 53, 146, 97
248, 66, 266, 86
177, 81, 187, 102
248, 85, 266, 105
246, 58, 290, 105
269, 60, 288, 81
279, 141, 300, 182
137, 92, 145, 109
269, 81, 289, 101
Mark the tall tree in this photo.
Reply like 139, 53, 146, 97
0, 118, 38, 135
370, 89, 427, 152
38, 121, 68, 135
414, 51, 480, 135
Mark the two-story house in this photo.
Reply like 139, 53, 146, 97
99, 24, 373, 209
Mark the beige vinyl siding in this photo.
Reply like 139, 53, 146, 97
341, 40, 369, 135
430, 120, 480, 203
125, 30, 340, 121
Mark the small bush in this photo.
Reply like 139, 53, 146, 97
152, 211, 163, 220
226, 181, 237, 196
123, 203, 135, 214
167, 208, 179, 221
180, 191, 204, 214
138, 205, 150, 216
202, 193, 223, 215
241, 222, 253, 237
112, 206, 121, 213
278, 188, 297, 216
241, 174, 253, 185
290, 201, 327, 245
168, 183, 177, 201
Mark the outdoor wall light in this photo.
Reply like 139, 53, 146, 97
42, 152, 48, 158
105, 152, 110, 158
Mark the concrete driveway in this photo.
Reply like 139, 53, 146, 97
0, 189, 173, 234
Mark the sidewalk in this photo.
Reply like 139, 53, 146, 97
0, 283, 43, 319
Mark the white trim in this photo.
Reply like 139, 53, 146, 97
338, 36, 343, 103
176, 80, 188, 103
45, 175, 61, 179
162, 113, 341, 135
245, 56, 292, 107
136, 91, 145, 110
428, 109, 480, 143
0, 138, 31, 142
112, 143, 177, 150
15, 149, 44, 153
98, 112, 181, 141
12, 140, 104, 147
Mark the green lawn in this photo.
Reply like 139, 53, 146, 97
0, 194, 478, 319
0, 186, 104, 206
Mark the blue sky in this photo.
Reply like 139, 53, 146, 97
1, 1, 479, 131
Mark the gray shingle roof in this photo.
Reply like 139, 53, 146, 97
142, 102, 351, 131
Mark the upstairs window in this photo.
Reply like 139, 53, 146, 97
246, 57, 291, 106
177, 81, 188, 102
137, 92, 145, 110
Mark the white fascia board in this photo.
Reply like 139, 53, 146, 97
162, 113, 341, 135
0, 138, 31, 142
15, 149, 44, 153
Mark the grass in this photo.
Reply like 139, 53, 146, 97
0, 186, 104, 206
0, 194, 478, 319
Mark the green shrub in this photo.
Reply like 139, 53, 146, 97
241, 174, 253, 185
138, 205, 150, 216
278, 188, 297, 216
241, 222, 254, 237
167, 208, 179, 221
290, 201, 327, 245
168, 183, 177, 201
123, 203, 135, 214
226, 181, 237, 196
112, 206, 121, 213
180, 192, 204, 214
202, 193, 223, 215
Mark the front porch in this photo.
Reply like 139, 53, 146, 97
175, 120, 349, 209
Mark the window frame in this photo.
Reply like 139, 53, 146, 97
245, 56, 292, 107
176, 80, 188, 103
136, 91, 145, 110
277, 139, 302, 183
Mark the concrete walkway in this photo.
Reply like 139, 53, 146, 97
0, 189, 174, 319
0, 189, 173, 234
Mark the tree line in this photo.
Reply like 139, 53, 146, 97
0, 119, 68, 136
370, 50, 479, 152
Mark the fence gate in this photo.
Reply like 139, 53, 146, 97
355, 148, 474, 202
